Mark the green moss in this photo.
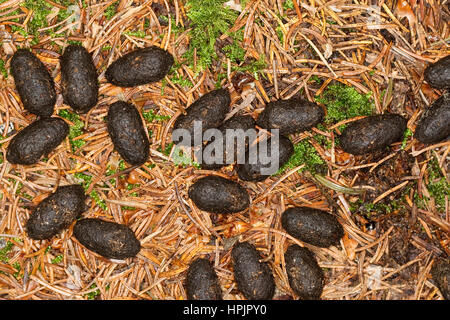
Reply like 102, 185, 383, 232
58, 110, 86, 152
74, 172, 108, 210
18, 0, 75, 43
170, 17, 186, 36
158, 142, 174, 156
401, 128, 413, 149
22, 0, 52, 37
67, 40, 82, 46
232, 55, 267, 80
85, 283, 100, 300
74, 172, 92, 190
118, 159, 126, 171
275, 139, 325, 175
426, 158, 450, 210
0, 240, 13, 263
183, 0, 239, 70
0, 59, 8, 79
170, 1, 266, 80
126, 183, 140, 191
51, 254, 63, 264
223, 30, 246, 64
276, 25, 284, 44
351, 194, 407, 216
282, 0, 294, 10
104, 1, 119, 20
12, 262, 22, 279
172, 145, 201, 168
308, 75, 322, 84
123, 30, 146, 38
105, 159, 126, 185
143, 110, 171, 122
171, 73, 194, 88
90, 190, 107, 211
315, 83, 375, 128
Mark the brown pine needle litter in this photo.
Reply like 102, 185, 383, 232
0, 0, 449, 300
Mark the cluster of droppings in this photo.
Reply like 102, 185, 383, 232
6, 45, 176, 260
6, 40, 449, 301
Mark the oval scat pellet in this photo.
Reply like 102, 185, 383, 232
201, 115, 256, 170
431, 258, 450, 300
231, 241, 275, 300
188, 175, 250, 214
256, 98, 324, 135
185, 258, 223, 300
284, 244, 324, 300
424, 54, 450, 90
60, 44, 99, 114
107, 101, 150, 166
340, 113, 407, 155
105, 46, 174, 87
415, 93, 450, 144
73, 218, 141, 260
26, 185, 86, 240
172, 89, 231, 147
10, 49, 56, 116
281, 207, 344, 248
6, 117, 69, 165
237, 135, 294, 182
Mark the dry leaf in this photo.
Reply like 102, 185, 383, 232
323, 43, 333, 59
397, 0, 416, 27
342, 233, 358, 260
366, 265, 382, 290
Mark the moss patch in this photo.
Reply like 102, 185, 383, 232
275, 139, 325, 175
315, 83, 375, 128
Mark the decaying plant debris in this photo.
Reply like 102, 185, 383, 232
0, 0, 449, 301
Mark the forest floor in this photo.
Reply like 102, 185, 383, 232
0, 0, 449, 300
